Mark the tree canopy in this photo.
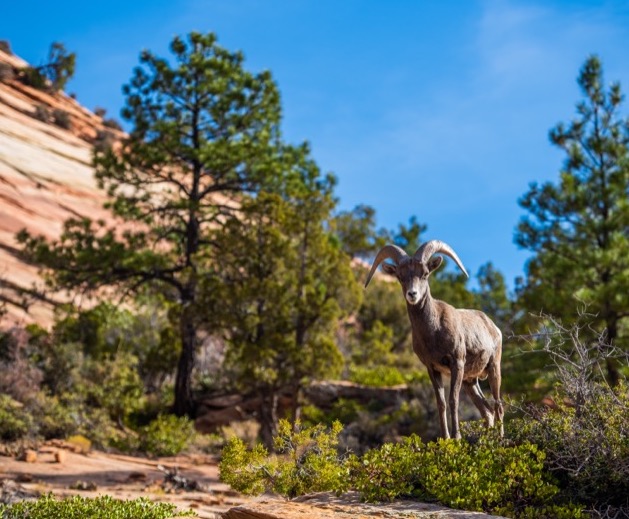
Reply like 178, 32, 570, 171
18, 32, 283, 415
515, 55, 629, 384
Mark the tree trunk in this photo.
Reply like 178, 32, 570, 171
258, 387, 279, 450
174, 307, 197, 416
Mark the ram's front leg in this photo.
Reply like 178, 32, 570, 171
449, 359, 465, 440
427, 366, 449, 439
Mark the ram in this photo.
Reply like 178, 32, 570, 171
365, 240, 503, 439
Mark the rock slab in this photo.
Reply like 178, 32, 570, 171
222, 492, 507, 519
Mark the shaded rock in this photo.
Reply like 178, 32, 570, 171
69, 480, 98, 491
54, 450, 66, 463
18, 449, 37, 463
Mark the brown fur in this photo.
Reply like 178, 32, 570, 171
373, 251, 504, 439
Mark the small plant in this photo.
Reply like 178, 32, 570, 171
220, 419, 349, 498
93, 130, 116, 152
103, 117, 123, 131
0, 394, 31, 441
66, 434, 92, 453
139, 414, 196, 457
18, 42, 75, 92
0, 62, 15, 82
33, 105, 51, 123
52, 108, 71, 129
0, 493, 196, 518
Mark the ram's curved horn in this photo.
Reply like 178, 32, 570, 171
413, 240, 469, 278
364, 244, 408, 288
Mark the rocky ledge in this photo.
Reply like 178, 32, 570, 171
221, 492, 506, 519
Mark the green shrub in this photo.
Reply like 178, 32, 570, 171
220, 420, 583, 518
349, 365, 406, 386
20, 66, 48, 89
0, 493, 195, 518
139, 414, 195, 457
509, 388, 629, 513
29, 392, 77, 439
52, 108, 71, 129
509, 318, 629, 515
348, 436, 421, 502
220, 419, 349, 498
0, 394, 31, 441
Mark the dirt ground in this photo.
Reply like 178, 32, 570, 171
0, 443, 251, 518
0, 443, 509, 519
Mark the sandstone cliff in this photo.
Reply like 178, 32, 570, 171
0, 47, 122, 328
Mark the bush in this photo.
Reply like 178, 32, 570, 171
0, 394, 32, 441
220, 420, 583, 518
220, 419, 349, 498
0, 40, 12, 54
0, 493, 195, 518
93, 130, 116, 152
510, 317, 629, 515
52, 108, 71, 129
348, 365, 406, 386
20, 66, 48, 90
139, 414, 195, 457
28, 392, 77, 439
510, 390, 629, 513
103, 117, 123, 131
33, 105, 51, 123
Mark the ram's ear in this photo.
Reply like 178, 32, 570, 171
427, 256, 443, 274
381, 262, 397, 276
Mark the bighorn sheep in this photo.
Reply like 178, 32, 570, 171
365, 240, 503, 439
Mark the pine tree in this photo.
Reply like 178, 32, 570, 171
17, 32, 282, 415
515, 56, 629, 384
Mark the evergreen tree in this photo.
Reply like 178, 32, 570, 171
515, 56, 629, 384
333, 204, 386, 258
21, 42, 76, 92
205, 146, 361, 447
474, 262, 512, 334
17, 32, 282, 415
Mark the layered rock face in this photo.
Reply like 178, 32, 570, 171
0, 47, 121, 328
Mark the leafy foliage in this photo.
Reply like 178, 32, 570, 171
0, 394, 31, 441
220, 419, 583, 518
220, 419, 349, 498
139, 414, 196, 457
19, 42, 76, 91
0, 494, 195, 519
205, 152, 361, 446
17, 31, 283, 416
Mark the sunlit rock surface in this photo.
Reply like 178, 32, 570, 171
0, 48, 121, 327
223, 492, 507, 519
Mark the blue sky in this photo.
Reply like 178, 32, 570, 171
2, 0, 629, 289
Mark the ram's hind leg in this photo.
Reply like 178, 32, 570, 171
463, 379, 494, 427
487, 352, 504, 436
